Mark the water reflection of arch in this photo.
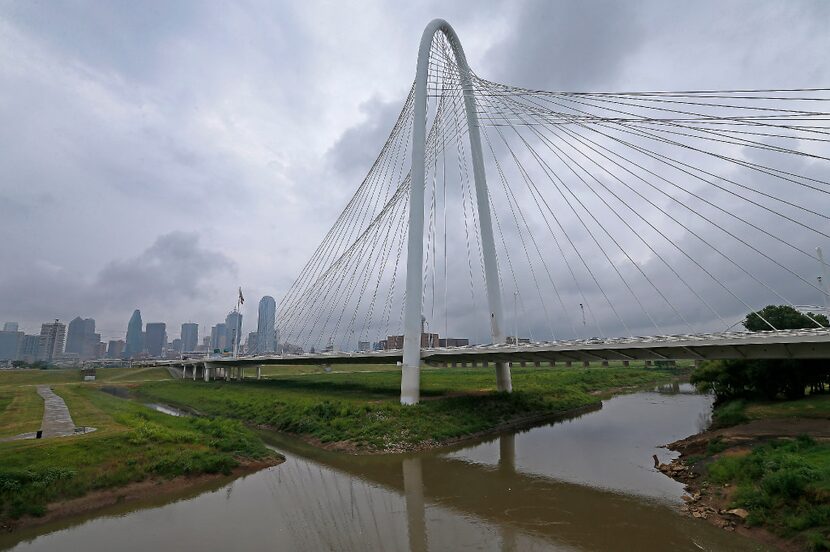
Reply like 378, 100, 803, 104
261, 424, 741, 552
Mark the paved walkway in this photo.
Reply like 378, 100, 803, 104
36, 386, 77, 437
0, 386, 97, 442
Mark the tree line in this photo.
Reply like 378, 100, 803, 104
691, 305, 830, 401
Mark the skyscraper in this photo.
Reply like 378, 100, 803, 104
256, 296, 276, 354
19, 335, 40, 362
65, 317, 96, 359
37, 320, 66, 362
180, 323, 199, 353
225, 311, 243, 354
107, 340, 125, 359
210, 323, 227, 352
145, 323, 167, 358
84, 332, 103, 359
0, 329, 22, 361
124, 309, 143, 358
246, 331, 258, 354
2, 322, 18, 332
65, 317, 85, 355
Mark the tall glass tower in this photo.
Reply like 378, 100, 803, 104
256, 296, 276, 354
124, 309, 143, 358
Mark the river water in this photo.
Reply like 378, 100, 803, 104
1, 384, 769, 551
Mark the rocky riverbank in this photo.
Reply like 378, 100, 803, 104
658, 411, 830, 552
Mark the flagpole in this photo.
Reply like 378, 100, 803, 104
233, 288, 242, 359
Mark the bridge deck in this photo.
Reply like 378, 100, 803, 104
167, 329, 830, 368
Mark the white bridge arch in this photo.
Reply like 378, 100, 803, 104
249, 19, 830, 406
402, 19, 510, 404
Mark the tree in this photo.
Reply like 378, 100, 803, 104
743, 305, 828, 331
692, 305, 830, 402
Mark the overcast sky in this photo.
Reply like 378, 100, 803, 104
1, 0, 829, 343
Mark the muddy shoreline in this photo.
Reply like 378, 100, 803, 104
0, 456, 283, 535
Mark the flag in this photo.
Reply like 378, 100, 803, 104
238, 287, 245, 305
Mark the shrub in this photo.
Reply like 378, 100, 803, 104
711, 400, 748, 428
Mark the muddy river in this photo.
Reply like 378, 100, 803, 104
1, 384, 769, 551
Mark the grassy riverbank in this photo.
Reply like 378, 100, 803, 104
669, 394, 830, 551
137, 364, 686, 453
0, 380, 279, 529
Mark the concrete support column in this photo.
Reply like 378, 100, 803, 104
623, 360, 630, 367
204, 362, 214, 382
582, 360, 590, 368
496, 362, 512, 392
565, 361, 572, 367
257, 366, 262, 380
601, 360, 609, 367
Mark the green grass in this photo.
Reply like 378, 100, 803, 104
0, 387, 45, 438
710, 392, 830, 430
257, 363, 402, 377
0, 367, 172, 387
0, 386, 275, 524
746, 394, 830, 420
0, 393, 13, 416
707, 436, 830, 549
0, 370, 80, 386
137, 365, 682, 451
711, 400, 749, 428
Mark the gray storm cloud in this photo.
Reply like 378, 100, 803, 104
1, 1, 829, 342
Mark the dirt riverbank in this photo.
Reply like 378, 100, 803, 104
659, 417, 830, 551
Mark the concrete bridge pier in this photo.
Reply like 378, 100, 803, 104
256, 366, 262, 380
